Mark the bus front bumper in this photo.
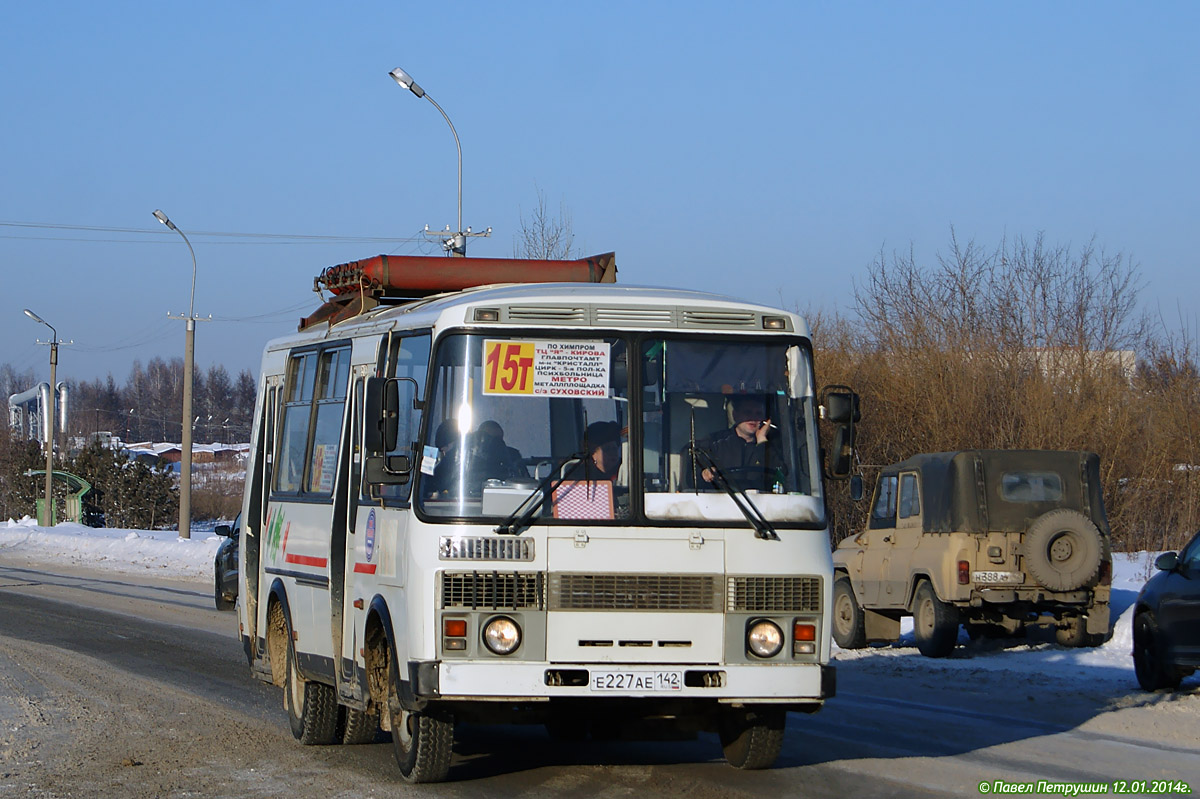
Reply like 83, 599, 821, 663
408, 660, 835, 704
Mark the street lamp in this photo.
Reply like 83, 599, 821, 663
389, 66, 489, 256
23, 308, 58, 527
153, 208, 198, 540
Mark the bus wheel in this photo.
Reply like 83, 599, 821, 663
387, 651, 454, 782
284, 642, 339, 745
339, 707, 380, 745
390, 706, 454, 782
718, 706, 785, 769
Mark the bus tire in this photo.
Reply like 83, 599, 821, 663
718, 706, 785, 770
388, 649, 454, 782
284, 643, 339, 745
390, 706, 454, 782
339, 707, 380, 745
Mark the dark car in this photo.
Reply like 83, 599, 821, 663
1132, 530, 1200, 690
214, 513, 240, 611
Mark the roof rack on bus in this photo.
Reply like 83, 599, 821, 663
301, 252, 617, 331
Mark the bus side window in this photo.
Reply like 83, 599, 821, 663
272, 345, 351, 498
307, 348, 351, 494
274, 353, 316, 494
377, 332, 431, 502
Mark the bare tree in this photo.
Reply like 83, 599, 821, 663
815, 229, 1200, 550
514, 186, 574, 260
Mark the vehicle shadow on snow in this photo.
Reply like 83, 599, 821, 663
773, 585, 1200, 771
446, 723, 732, 781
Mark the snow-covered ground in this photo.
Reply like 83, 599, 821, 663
0, 516, 223, 581
0, 516, 1170, 685
833, 549, 1158, 685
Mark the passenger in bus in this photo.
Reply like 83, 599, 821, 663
685, 395, 784, 491
425, 421, 462, 498
427, 420, 526, 497
472, 421, 527, 479
583, 420, 622, 481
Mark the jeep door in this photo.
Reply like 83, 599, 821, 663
884, 471, 923, 606
857, 474, 898, 606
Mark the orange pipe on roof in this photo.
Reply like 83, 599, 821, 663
317, 252, 616, 297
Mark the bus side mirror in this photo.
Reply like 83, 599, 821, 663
827, 423, 856, 479
822, 388, 861, 424
365, 377, 401, 454
364, 377, 418, 485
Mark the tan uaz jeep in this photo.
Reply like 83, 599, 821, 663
832, 450, 1112, 658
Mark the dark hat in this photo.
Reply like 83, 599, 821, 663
434, 421, 460, 449
586, 421, 621, 448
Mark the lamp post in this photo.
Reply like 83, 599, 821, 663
153, 208, 197, 540
389, 67, 489, 256
23, 309, 58, 527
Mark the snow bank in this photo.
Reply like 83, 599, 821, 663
0, 516, 222, 580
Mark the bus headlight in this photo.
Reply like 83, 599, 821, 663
482, 616, 521, 655
747, 620, 783, 658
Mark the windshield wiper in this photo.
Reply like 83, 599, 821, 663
494, 454, 586, 536
687, 446, 780, 541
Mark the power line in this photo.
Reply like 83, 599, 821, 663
0, 220, 426, 245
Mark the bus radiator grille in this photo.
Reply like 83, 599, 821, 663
440, 571, 546, 610
727, 576, 822, 612
548, 574, 722, 611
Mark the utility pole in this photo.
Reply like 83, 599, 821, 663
154, 209, 209, 539
23, 309, 69, 526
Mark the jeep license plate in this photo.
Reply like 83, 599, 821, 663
973, 571, 1022, 584
590, 670, 683, 692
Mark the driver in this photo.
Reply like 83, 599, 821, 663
689, 395, 783, 490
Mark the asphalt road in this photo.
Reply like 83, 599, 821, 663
1, 560, 1197, 798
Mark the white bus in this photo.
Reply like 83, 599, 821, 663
236, 253, 859, 782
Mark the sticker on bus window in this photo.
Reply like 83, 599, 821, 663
421, 445, 438, 475
484, 340, 610, 398
311, 443, 337, 493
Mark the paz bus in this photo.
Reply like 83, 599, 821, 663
236, 251, 859, 782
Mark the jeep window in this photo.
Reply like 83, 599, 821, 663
1001, 471, 1063, 503
870, 475, 897, 528
899, 473, 920, 519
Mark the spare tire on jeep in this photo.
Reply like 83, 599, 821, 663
1022, 509, 1107, 592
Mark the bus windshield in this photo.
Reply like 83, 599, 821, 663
415, 332, 823, 526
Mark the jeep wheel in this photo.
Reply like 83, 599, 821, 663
1133, 611, 1183, 691
913, 581, 959, 658
832, 576, 867, 649
1023, 509, 1106, 592
1056, 617, 1108, 648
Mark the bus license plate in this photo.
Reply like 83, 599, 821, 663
590, 670, 683, 692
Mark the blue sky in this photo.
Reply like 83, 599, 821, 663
1, 2, 1196, 383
